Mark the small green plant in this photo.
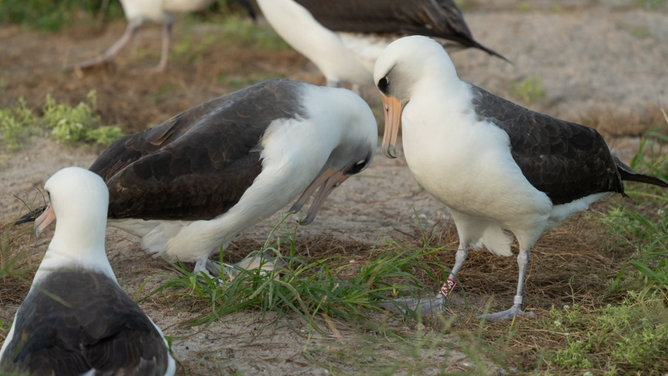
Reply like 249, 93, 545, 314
517, 2, 531, 13
635, 0, 665, 11
455, 0, 477, 12
0, 98, 40, 151
0, 91, 124, 151
219, 15, 289, 51
552, 4, 567, 14
631, 28, 651, 39
510, 76, 546, 105
546, 294, 668, 373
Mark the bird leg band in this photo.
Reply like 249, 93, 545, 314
439, 278, 457, 298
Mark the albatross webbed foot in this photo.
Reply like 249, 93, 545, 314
194, 258, 216, 280
208, 252, 285, 281
477, 299, 535, 322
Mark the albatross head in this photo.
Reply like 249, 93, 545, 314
373, 36, 460, 158
289, 88, 378, 225
34, 167, 109, 252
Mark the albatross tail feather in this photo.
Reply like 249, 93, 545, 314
614, 157, 668, 188
471, 40, 511, 64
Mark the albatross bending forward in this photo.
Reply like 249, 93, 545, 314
1, 167, 175, 376
373, 36, 668, 321
18, 79, 377, 277
257, 0, 506, 89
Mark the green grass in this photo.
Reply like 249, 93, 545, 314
0, 91, 124, 151
0, 0, 124, 32
0, 0, 250, 32
150, 217, 448, 330
545, 294, 668, 374
510, 76, 546, 105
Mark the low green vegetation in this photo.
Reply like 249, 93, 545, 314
0, 0, 251, 32
0, 91, 124, 151
151, 218, 447, 330
545, 295, 668, 373
631, 28, 651, 39
510, 76, 547, 105
218, 15, 290, 51
635, 0, 666, 11
0, 0, 124, 32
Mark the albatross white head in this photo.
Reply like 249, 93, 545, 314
289, 87, 378, 225
373, 36, 463, 158
33, 167, 112, 280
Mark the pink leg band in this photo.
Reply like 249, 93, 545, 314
439, 278, 457, 298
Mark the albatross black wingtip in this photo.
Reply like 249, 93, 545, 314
614, 157, 668, 188
475, 42, 512, 64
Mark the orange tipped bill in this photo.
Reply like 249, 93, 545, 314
34, 203, 55, 237
381, 94, 403, 159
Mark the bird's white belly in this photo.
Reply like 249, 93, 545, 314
401, 116, 552, 229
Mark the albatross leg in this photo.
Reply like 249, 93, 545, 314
478, 249, 535, 322
67, 21, 139, 70
379, 245, 469, 315
152, 21, 173, 72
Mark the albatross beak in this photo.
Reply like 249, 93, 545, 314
34, 203, 55, 238
289, 169, 349, 226
381, 94, 403, 159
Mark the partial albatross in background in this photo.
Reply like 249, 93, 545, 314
0, 167, 175, 376
373, 36, 668, 321
257, 0, 507, 89
68, 0, 255, 72
17, 79, 378, 277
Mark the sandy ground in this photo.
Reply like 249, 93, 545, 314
1, 1, 667, 374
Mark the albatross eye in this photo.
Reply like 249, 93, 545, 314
378, 76, 389, 93
348, 159, 367, 175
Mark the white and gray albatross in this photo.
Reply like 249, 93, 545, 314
257, 0, 507, 88
17, 79, 378, 277
1, 167, 176, 376
373, 36, 668, 321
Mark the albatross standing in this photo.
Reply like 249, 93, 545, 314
69, 0, 254, 72
257, 0, 506, 89
373, 36, 668, 321
18, 79, 378, 277
0, 167, 175, 376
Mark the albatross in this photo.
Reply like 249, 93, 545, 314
68, 0, 255, 72
373, 36, 668, 321
257, 0, 507, 89
0, 167, 175, 376
17, 79, 377, 277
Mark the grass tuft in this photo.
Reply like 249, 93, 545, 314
149, 218, 449, 332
